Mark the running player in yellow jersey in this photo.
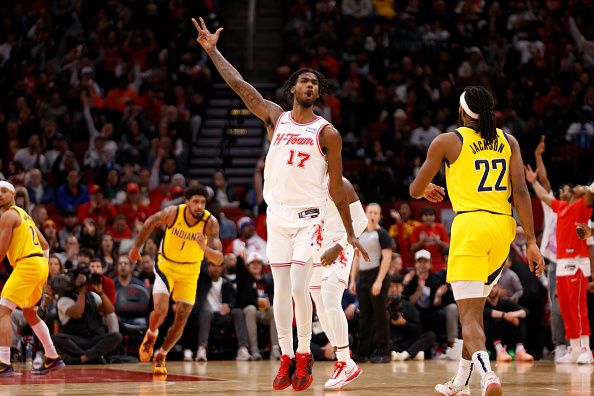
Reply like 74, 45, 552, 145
129, 185, 223, 375
0, 181, 64, 376
410, 86, 544, 396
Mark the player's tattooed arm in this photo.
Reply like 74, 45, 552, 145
198, 216, 224, 266
129, 206, 176, 262
192, 17, 283, 138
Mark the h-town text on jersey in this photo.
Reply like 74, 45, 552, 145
272, 133, 315, 146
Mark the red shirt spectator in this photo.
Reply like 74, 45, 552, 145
89, 258, 116, 304
410, 206, 449, 271
389, 203, 420, 269
108, 213, 133, 241
551, 197, 592, 259
78, 184, 117, 229
118, 183, 152, 225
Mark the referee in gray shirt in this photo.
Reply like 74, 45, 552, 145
349, 203, 393, 363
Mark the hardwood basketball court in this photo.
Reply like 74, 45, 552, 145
0, 360, 591, 395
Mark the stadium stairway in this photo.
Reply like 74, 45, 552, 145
187, 83, 276, 186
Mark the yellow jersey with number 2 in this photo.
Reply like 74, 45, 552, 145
6, 205, 44, 266
445, 127, 512, 216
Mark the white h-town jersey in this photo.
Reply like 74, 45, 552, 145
264, 111, 330, 223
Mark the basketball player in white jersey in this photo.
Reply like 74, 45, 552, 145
309, 177, 367, 390
192, 17, 368, 391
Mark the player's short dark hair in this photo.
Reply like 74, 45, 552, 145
185, 185, 209, 200
281, 68, 328, 103
463, 86, 497, 144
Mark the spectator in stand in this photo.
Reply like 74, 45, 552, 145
409, 114, 441, 151
388, 275, 436, 361
56, 169, 89, 214
118, 183, 151, 225
98, 234, 117, 276
350, 203, 392, 363
138, 253, 156, 289
15, 186, 32, 214
498, 258, 523, 303
78, 185, 117, 230
149, 175, 171, 214
42, 219, 63, 254
229, 217, 268, 264
89, 258, 116, 304
388, 252, 403, 277
26, 168, 55, 205
528, 170, 594, 364
79, 218, 102, 253
403, 250, 456, 354
235, 252, 277, 361
160, 185, 185, 210
508, 225, 547, 360
13, 134, 49, 173
108, 214, 133, 243
389, 202, 420, 268
194, 261, 251, 362
410, 206, 449, 271
31, 205, 48, 229
212, 171, 238, 207
58, 236, 80, 271
484, 284, 533, 362
48, 255, 64, 278
342, 0, 373, 22
113, 254, 145, 291
59, 208, 81, 247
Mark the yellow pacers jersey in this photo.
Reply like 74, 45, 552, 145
446, 127, 512, 216
159, 205, 210, 264
6, 205, 44, 265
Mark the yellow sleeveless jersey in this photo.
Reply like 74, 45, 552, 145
159, 205, 210, 264
6, 205, 44, 264
445, 127, 512, 216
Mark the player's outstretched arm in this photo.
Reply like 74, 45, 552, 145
197, 216, 224, 266
129, 206, 176, 262
0, 210, 18, 261
509, 135, 544, 276
409, 134, 446, 202
192, 17, 283, 136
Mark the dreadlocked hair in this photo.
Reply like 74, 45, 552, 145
464, 86, 497, 144
281, 68, 329, 103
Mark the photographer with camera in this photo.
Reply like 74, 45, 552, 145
388, 275, 436, 361
52, 263, 122, 364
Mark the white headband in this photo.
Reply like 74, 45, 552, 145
0, 181, 15, 193
460, 91, 479, 119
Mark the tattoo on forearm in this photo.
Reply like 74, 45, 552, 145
209, 49, 263, 111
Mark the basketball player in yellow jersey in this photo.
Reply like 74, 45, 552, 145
410, 86, 544, 396
129, 185, 223, 375
0, 181, 64, 376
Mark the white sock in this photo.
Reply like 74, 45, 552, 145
147, 328, 158, 338
569, 338, 581, 350
580, 336, 591, 349
31, 321, 59, 359
271, 266, 294, 358
516, 343, 526, 352
292, 260, 314, 355
452, 358, 473, 387
309, 288, 336, 346
336, 346, 350, 363
472, 351, 492, 379
322, 275, 349, 354
0, 346, 10, 365
494, 341, 505, 352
